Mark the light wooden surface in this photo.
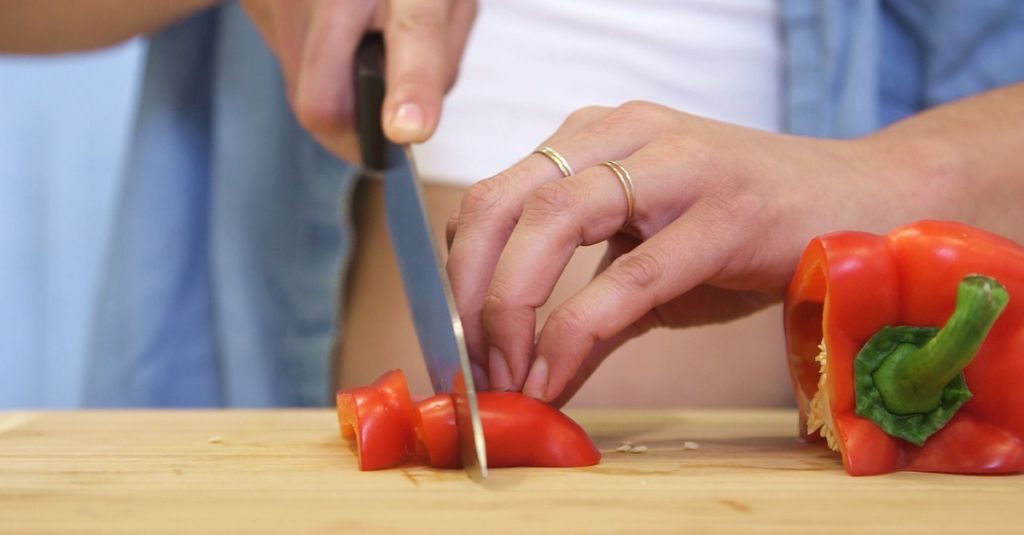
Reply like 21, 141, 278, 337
1, 410, 1018, 534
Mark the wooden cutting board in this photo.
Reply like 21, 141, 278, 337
0, 409, 1019, 534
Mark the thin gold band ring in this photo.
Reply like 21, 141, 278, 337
601, 160, 636, 225
533, 146, 574, 177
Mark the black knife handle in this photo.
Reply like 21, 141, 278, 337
355, 33, 387, 172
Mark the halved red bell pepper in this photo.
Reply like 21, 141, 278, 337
336, 369, 601, 470
785, 220, 1024, 475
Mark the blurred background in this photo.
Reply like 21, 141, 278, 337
1, 1, 793, 410
0, 41, 144, 408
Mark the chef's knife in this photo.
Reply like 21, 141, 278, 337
354, 34, 488, 480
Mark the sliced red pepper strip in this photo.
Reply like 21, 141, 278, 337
336, 370, 418, 470
785, 220, 1024, 475
337, 370, 601, 470
416, 392, 602, 469
415, 394, 459, 469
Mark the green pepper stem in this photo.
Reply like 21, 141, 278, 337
873, 274, 1009, 415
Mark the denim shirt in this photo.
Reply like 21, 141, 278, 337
84, 3, 357, 407
783, 0, 1024, 137
79, 1, 1024, 408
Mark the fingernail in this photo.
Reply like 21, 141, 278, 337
471, 362, 490, 391
523, 357, 549, 400
488, 347, 513, 391
390, 102, 425, 137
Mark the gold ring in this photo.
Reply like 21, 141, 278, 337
601, 160, 636, 225
533, 146, 574, 177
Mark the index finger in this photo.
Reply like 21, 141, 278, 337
446, 107, 613, 385
532, 206, 739, 402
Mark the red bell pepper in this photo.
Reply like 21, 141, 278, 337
785, 220, 1024, 475
336, 370, 601, 470
336, 370, 419, 470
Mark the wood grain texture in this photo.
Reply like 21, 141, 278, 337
0, 410, 1019, 534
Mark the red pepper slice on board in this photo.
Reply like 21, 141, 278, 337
785, 220, 1024, 475
337, 370, 601, 470
415, 392, 602, 469
336, 370, 418, 470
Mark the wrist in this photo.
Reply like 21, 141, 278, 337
858, 131, 971, 223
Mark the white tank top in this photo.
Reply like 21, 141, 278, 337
413, 0, 782, 185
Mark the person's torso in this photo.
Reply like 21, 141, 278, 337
414, 0, 782, 185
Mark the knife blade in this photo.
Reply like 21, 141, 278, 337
354, 34, 488, 480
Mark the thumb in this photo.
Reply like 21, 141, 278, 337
381, 0, 453, 143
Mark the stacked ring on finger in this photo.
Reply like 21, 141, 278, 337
533, 146, 574, 177
601, 160, 637, 226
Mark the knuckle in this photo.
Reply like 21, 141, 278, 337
482, 283, 515, 319
460, 177, 506, 218
547, 304, 590, 340
617, 99, 657, 116
563, 105, 609, 130
612, 100, 665, 124
605, 250, 663, 293
583, 100, 658, 139
523, 181, 578, 223
390, 3, 447, 35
